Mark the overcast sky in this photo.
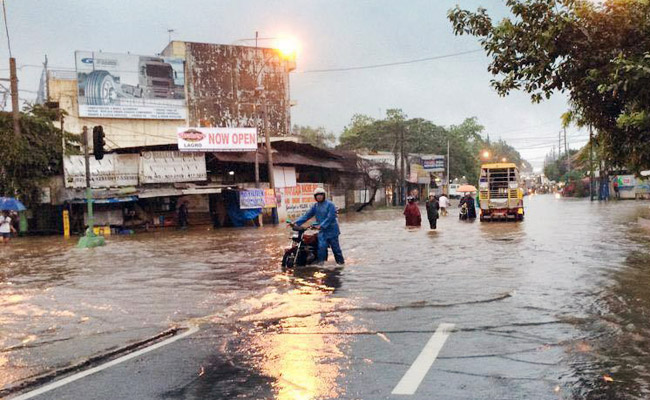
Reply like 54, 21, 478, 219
2, 0, 589, 171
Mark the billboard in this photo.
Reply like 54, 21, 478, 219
177, 127, 257, 152
75, 51, 187, 120
63, 154, 139, 188
139, 151, 206, 183
421, 155, 445, 172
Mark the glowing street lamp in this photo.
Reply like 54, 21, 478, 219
501, 157, 507, 162
275, 37, 299, 59
482, 150, 490, 159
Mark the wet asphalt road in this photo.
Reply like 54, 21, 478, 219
3, 195, 650, 399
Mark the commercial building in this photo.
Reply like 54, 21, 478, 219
32, 40, 366, 234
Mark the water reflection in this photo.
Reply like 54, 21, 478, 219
243, 268, 350, 399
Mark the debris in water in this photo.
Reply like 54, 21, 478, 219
199, 366, 205, 377
603, 375, 614, 383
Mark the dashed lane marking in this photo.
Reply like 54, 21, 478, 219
392, 322, 455, 396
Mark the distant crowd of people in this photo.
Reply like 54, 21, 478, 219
403, 192, 477, 230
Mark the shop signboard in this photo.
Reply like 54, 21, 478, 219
139, 151, 206, 184
63, 154, 139, 188
75, 51, 186, 120
177, 127, 257, 152
421, 155, 445, 172
283, 183, 322, 220
240, 189, 265, 209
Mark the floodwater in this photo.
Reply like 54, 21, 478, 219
1, 195, 650, 399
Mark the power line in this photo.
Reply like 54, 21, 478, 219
299, 49, 483, 73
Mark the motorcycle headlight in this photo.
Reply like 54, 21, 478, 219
291, 233, 300, 239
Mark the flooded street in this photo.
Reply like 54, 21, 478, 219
2, 194, 650, 399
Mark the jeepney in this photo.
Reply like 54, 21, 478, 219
478, 163, 524, 221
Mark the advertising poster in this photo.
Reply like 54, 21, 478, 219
283, 183, 322, 219
264, 189, 277, 208
76, 51, 186, 120
177, 127, 257, 152
240, 189, 265, 209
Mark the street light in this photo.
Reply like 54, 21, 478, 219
501, 157, 507, 162
250, 33, 299, 224
482, 150, 490, 159
275, 37, 299, 59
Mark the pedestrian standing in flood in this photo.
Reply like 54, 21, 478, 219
178, 202, 189, 229
425, 194, 440, 230
438, 193, 449, 216
403, 196, 421, 227
0, 211, 16, 243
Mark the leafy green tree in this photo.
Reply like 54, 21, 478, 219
339, 112, 529, 185
0, 105, 78, 207
292, 124, 337, 148
448, 0, 650, 172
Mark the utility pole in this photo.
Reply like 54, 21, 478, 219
399, 125, 405, 205
262, 96, 278, 224
589, 125, 595, 202
253, 31, 260, 188
564, 127, 571, 180
446, 140, 450, 195
9, 57, 19, 136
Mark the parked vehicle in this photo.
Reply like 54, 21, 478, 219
281, 220, 323, 269
448, 183, 461, 199
478, 163, 524, 221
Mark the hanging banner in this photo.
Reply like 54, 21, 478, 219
75, 51, 186, 120
264, 189, 277, 208
139, 151, 206, 183
177, 127, 257, 152
240, 189, 265, 209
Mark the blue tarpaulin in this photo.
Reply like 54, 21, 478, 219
225, 190, 261, 227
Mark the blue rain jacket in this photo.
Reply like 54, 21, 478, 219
295, 200, 340, 239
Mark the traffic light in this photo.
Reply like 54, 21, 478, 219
92, 126, 106, 160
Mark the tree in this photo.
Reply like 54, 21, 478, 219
0, 105, 79, 208
448, 0, 650, 172
292, 124, 337, 148
339, 112, 529, 186
355, 158, 398, 211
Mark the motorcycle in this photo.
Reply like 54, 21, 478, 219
281, 220, 325, 269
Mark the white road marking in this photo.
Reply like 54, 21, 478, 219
392, 322, 455, 396
10, 325, 200, 400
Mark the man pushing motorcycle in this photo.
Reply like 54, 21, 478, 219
293, 187, 345, 265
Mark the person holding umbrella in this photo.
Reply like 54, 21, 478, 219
0, 197, 25, 242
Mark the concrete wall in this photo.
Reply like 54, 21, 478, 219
166, 41, 292, 136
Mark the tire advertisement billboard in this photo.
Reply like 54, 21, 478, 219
75, 51, 187, 120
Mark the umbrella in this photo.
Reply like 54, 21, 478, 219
457, 184, 477, 193
0, 197, 26, 211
